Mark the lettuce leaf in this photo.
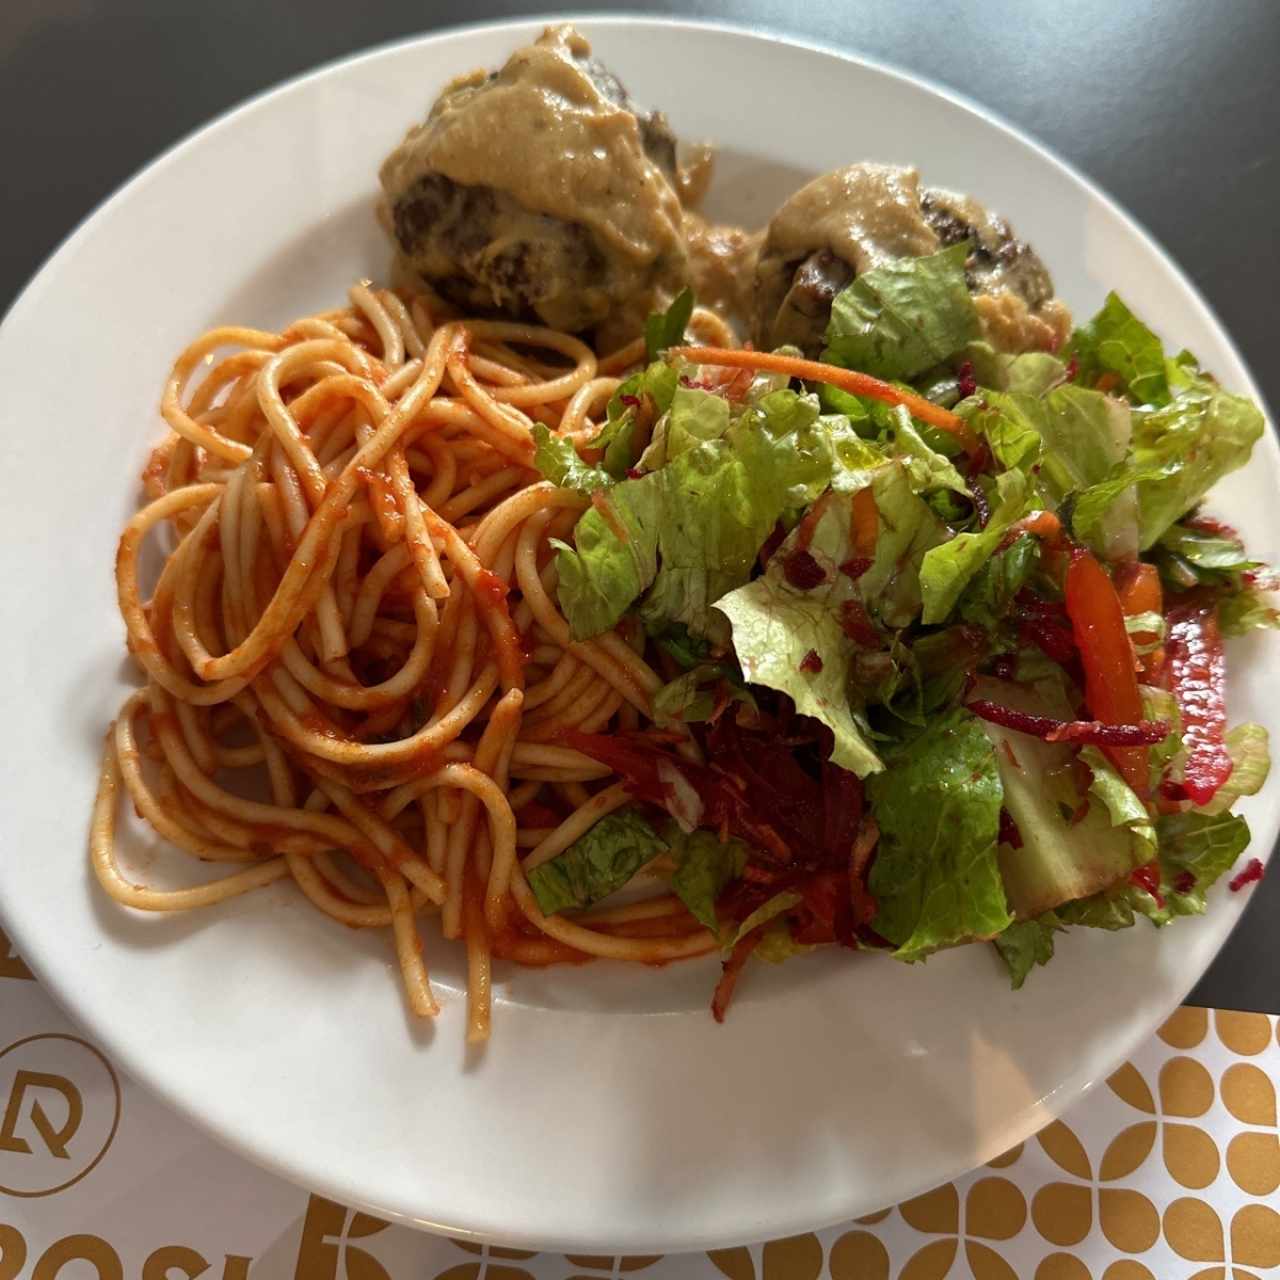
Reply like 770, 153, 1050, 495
715, 494, 885, 776
597, 361, 679, 477
1066, 293, 1170, 406
994, 914, 1061, 989
723, 891, 803, 949
892, 411, 970, 496
1220, 587, 1280, 636
553, 474, 662, 638
666, 827, 749, 932
527, 808, 667, 915
1077, 373, 1265, 551
636, 384, 730, 471
1200, 723, 1270, 816
1058, 810, 1251, 932
919, 468, 1030, 624
858, 462, 950, 627
555, 387, 870, 640
533, 423, 614, 493
957, 533, 1039, 632
1079, 746, 1156, 864
866, 708, 1011, 958
1151, 811, 1252, 918
645, 287, 694, 361
976, 677, 1145, 917
650, 663, 755, 728
823, 244, 980, 381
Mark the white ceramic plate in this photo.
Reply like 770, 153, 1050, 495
0, 16, 1275, 1253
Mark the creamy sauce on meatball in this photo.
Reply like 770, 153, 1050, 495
380, 26, 688, 338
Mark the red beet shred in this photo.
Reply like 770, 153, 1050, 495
1229, 858, 1265, 892
966, 699, 1169, 747
782, 548, 826, 590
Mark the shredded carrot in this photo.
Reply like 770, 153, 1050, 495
1115, 561, 1162, 619
1002, 510, 1063, 548
667, 345, 978, 451
852, 487, 879, 557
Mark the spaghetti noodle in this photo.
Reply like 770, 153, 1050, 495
93, 283, 724, 1043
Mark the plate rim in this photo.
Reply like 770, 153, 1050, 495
0, 12, 1273, 1251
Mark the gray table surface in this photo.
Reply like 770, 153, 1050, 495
2, 0, 1276, 1012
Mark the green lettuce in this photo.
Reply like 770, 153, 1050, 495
645, 287, 694, 361
919, 468, 1030, 623
532, 423, 614, 493
1220, 587, 1280, 635
667, 827, 749, 932
1066, 293, 1169, 406
527, 808, 667, 915
892, 411, 970, 497
636, 384, 730, 471
1201, 723, 1270, 815
974, 382, 1135, 559
858, 462, 950, 627
1079, 747, 1156, 864
957, 534, 1039, 632
977, 678, 1144, 917
1075, 374, 1264, 551
1056, 810, 1251, 933
1149, 811, 1252, 919
994, 914, 1061, 989
866, 708, 1011, 958
824, 243, 980, 381
595, 361, 679, 477
723, 891, 802, 949
650, 663, 754, 728
555, 387, 870, 640
715, 494, 885, 777
553, 474, 662, 638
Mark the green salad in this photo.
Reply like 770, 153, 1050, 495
527, 251, 1276, 1015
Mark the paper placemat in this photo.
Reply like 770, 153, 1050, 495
2, 925, 1277, 1279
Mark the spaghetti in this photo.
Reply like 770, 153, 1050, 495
93, 282, 723, 1043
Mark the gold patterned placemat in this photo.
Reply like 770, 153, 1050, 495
2, 926, 1277, 1278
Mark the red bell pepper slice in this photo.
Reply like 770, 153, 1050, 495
1064, 548, 1149, 791
1163, 602, 1233, 805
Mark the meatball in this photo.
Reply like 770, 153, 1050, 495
379, 25, 689, 341
751, 163, 1070, 357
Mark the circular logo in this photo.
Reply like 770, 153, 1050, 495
0, 1033, 121, 1197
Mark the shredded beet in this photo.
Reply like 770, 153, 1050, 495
969, 482, 991, 529
1184, 514, 1241, 541
799, 649, 823, 674
618, 393, 641, 408
998, 808, 1023, 849
965, 441, 993, 480
991, 653, 1017, 682
956, 360, 977, 399
839, 556, 872, 581
839, 599, 881, 648
966, 699, 1169, 746
1065, 355, 1079, 383
1229, 858, 1265, 892
1015, 593, 1078, 665
625, 467, 643, 480
1173, 870, 1197, 895
1130, 862, 1165, 909
782, 548, 826, 590
758, 521, 787, 568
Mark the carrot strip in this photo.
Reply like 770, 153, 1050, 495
852, 487, 879, 557
667, 345, 978, 451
